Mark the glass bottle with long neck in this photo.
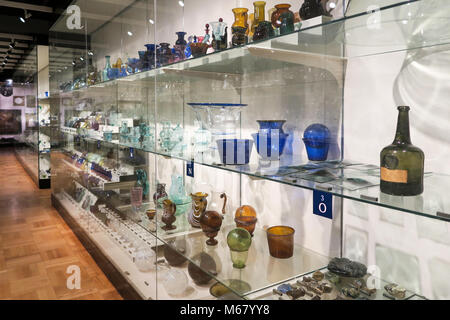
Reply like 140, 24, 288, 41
252, 1, 266, 34
380, 106, 424, 196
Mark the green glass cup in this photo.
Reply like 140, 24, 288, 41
227, 228, 252, 269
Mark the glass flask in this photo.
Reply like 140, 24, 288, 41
210, 18, 228, 51
252, 1, 266, 34
102, 55, 111, 82
188, 192, 208, 228
227, 228, 252, 269
153, 183, 168, 208
271, 4, 294, 29
199, 210, 223, 246
380, 106, 424, 196
279, 11, 295, 35
168, 174, 192, 216
302, 123, 331, 161
161, 199, 177, 231
234, 205, 257, 236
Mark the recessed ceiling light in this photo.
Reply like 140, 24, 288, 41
19, 17, 25, 23
178, 1, 184, 7
149, 19, 154, 24
127, 31, 133, 36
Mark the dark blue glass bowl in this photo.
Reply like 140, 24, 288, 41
252, 132, 289, 160
216, 139, 253, 165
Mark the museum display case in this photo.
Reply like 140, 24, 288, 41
49, 0, 450, 300
13, 45, 52, 189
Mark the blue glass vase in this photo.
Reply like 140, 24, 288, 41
252, 132, 288, 161
303, 123, 331, 161
175, 32, 187, 45
252, 120, 289, 161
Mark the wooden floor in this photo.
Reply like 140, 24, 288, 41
0, 148, 122, 300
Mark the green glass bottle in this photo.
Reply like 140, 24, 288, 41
380, 106, 424, 196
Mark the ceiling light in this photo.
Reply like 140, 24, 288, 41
329, 2, 336, 9
80, 56, 84, 61
149, 19, 154, 24
127, 31, 133, 36
72, 60, 76, 66
88, 51, 94, 56
9, 41, 15, 49
178, 1, 184, 7
19, 9, 32, 23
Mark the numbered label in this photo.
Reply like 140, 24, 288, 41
186, 161, 194, 178
313, 190, 332, 219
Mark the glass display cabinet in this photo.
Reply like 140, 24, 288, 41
49, 0, 450, 300
13, 45, 51, 189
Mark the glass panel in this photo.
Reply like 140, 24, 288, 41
12, 45, 39, 185
48, 0, 450, 300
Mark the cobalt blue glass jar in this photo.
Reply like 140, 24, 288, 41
252, 120, 289, 161
303, 123, 331, 161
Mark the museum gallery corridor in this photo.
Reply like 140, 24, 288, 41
0, 149, 121, 300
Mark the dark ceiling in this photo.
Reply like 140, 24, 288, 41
0, 0, 74, 80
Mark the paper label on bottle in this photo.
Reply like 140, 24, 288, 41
381, 167, 408, 184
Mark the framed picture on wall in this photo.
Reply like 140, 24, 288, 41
0, 110, 22, 135
26, 95, 36, 108
13, 96, 25, 107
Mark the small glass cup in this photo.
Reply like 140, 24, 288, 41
227, 228, 252, 269
266, 226, 295, 259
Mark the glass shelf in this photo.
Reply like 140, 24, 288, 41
60, 131, 450, 223
141, 220, 329, 299
52, 0, 450, 94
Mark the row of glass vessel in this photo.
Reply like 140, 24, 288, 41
59, 1, 332, 91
